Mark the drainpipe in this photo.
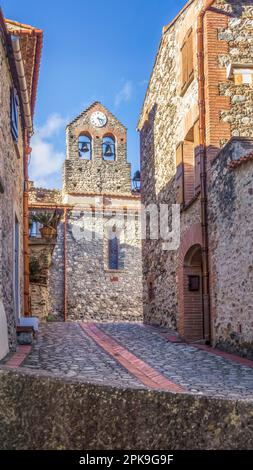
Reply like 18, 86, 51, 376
197, 0, 215, 342
63, 208, 68, 322
23, 133, 31, 316
11, 35, 34, 317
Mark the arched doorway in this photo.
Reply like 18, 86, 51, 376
183, 244, 204, 342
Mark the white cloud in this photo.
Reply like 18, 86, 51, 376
115, 81, 133, 107
38, 113, 67, 138
30, 114, 67, 188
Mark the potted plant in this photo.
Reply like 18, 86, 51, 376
31, 211, 58, 239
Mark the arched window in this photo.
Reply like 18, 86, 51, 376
108, 235, 119, 269
103, 135, 115, 161
79, 134, 92, 160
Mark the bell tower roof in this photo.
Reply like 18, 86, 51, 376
66, 101, 127, 130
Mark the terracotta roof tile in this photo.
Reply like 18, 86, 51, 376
5, 18, 43, 118
228, 152, 253, 169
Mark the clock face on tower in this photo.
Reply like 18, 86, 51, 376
90, 111, 107, 128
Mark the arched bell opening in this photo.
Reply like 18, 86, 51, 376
102, 135, 116, 161
79, 134, 92, 160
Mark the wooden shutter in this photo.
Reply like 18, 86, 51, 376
183, 141, 195, 204
176, 143, 184, 205
194, 120, 200, 146
187, 29, 194, 82
194, 120, 201, 191
181, 42, 188, 90
181, 28, 194, 93
234, 74, 243, 85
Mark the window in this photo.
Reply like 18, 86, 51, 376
227, 64, 253, 85
103, 135, 115, 161
11, 88, 19, 141
181, 28, 194, 95
79, 134, 92, 160
234, 70, 253, 85
30, 221, 42, 238
108, 235, 119, 270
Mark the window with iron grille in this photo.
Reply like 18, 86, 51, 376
108, 236, 119, 270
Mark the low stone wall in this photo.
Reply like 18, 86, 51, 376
29, 186, 62, 205
0, 368, 252, 450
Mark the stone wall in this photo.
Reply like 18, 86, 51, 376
139, 0, 253, 343
29, 101, 143, 323
219, 2, 253, 140
29, 185, 62, 206
0, 367, 253, 450
48, 201, 143, 322
29, 239, 57, 320
0, 29, 24, 355
139, 0, 203, 330
64, 102, 131, 195
208, 138, 253, 359
48, 222, 65, 319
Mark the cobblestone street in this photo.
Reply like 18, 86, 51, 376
20, 323, 143, 389
4, 322, 252, 398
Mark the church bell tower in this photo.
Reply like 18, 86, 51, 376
63, 102, 132, 196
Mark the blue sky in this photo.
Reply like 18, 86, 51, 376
2, 0, 186, 188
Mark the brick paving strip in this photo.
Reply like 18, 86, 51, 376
4, 345, 31, 368
81, 323, 186, 393
143, 324, 253, 369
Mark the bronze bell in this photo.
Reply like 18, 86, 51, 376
104, 144, 114, 158
79, 142, 89, 153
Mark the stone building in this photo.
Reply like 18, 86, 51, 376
138, 0, 253, 357
0, 11, 43, 359
29, 102, 143, 322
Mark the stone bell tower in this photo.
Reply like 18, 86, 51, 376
63, 102, 132, 196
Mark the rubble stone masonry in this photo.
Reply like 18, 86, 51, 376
139, 0, 203, 329
209, 138, 253, 359
0, 33, 24, 355
139, 0, 253, 352
63, 103, 131, 196
48, 204, 143, 322
29, 103, 143, 323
